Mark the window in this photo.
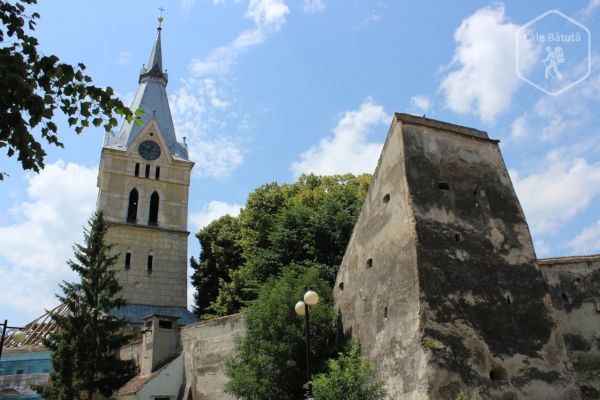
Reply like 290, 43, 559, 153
145, 164, 150, 178
489, 366, 508, 381
158, 320, 173, 329
127, 189, 139, 222
147, 252, 154, 274
366, 258, 373, 269
135, 163, 140, 177
155, 166, 160, 180
149, 192, 159, 225
438, 182, 450, 190
125, 249, 131, 270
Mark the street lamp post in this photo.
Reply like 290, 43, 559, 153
0, 320, 27, 360
295, 288, 319, 400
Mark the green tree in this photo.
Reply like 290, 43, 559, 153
43, 211, 135, 400
0, 0, 139, 180
190, 215, 244, 318
191, 173, 371, 319
312, 343, 386, 400
225, 264, 340, 400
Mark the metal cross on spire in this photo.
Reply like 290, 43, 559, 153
158, 6, 165, 28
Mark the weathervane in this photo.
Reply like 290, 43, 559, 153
158, 6, 165, 28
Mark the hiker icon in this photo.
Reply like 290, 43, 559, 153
543, 46, 565, 80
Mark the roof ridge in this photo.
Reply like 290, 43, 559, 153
537, 254, 600, 265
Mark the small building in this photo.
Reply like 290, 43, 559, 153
0, 304, 67, 399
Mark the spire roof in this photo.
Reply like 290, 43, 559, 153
104, 19, 189, 161
139, 19, 167, 84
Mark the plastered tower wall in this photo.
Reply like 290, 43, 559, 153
97, 121, 192, 308
334, 114, 579, 400
539, 255, 600, 400
96, 23, 194, 312
334, 117, 427, 399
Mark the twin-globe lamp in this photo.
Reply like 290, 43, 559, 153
294, 289, 319, 399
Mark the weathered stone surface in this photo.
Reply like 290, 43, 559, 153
334, 114, 580, 399
181, 313, 246, 400
97, 118, 194, 309
540, 255, 600, 400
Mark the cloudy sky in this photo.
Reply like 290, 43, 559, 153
1, 0, 599, 325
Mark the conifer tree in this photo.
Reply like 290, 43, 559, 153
43, 211, 135, 400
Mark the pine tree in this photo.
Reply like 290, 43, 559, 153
44, 211, 135, 400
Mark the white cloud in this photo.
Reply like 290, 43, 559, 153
189, 200, 243, 231
117, 50, 132, 66
511, 153, 600, 236
569, 219, 600, 255
170, 78, 245, 178
189, 0, 289, 76
507, 56, 600, 142
302, 0, 325, 14
180, 0, 195, 13
0, 161, 97, 319
291, 97, 389, 177
583, 0, 600, 17
440, 4, 536, 123
509, 114, 529, 141
410, 95, 432, 114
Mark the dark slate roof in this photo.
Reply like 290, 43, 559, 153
537, 254, 600, 266
111, 304, 198, 326
104, 25, 189, 161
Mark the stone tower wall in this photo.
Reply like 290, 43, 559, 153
334, 119, 428, 399
97, 121, 192, 308
540, 255, 600, 400
334, 114, 579, 400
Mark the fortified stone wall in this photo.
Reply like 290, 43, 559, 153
334, 114, 580, 400
181, 313, 246, 400
540, 254, 600, 400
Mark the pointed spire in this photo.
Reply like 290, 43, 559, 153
139, 16, 168, 84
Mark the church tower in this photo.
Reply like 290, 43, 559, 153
96, 18, 196, 325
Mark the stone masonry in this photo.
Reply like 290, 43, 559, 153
333, 113, 580, 400
539, 255, 600, 400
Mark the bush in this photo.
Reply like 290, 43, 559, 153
312, 343, 386, 400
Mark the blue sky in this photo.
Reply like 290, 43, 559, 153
1, 0, 599, 326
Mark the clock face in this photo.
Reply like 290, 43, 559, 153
138, 140, 161, 160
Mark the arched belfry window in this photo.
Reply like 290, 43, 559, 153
149, 191, 159, 225
127, 189, 139, 223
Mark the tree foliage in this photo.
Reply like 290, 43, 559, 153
224, 264, 340, 400
42, 211, 135, 400
0, 0, 139, 180
312, 343, 386, 400
190, 215, 244, 319
191, 173, 371, 318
